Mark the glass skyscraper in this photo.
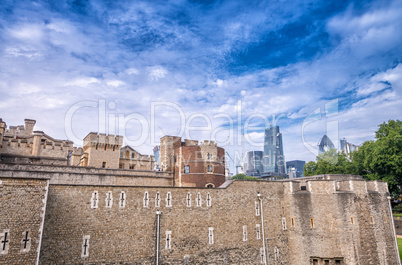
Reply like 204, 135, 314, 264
261, 125, 286, 178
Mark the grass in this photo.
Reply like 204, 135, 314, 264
398, 238, 402, 260
394, 213, 402, 217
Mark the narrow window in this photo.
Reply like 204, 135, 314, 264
143, 191, 149, 208
369, 215, 375, 224
155, 192, 161, 208
281, 201, 285, 215
274, 246, 279, 261
255, 201, 260, 216
166, 192, 172, 207
102, 162, 106, 168
350, 216, 355, 225
104, 145, 107, 151
335, 260, 341, 264
105, 191, 113, 208
119, 191, 126, 208
119, 164, 123, 169
243, 225, 247, 241
186, 193, 191, 207
324, 260, 330, 265
0, 229, 10, 254
196, 192, 202, 207
184, 255, 190, 265
256, 224, 261, 240
96, 144, 98, 150
310, 218, 315, 228
206, 193, 212, 207
208, 227, 214, 244
81, 235, 90, 258
21, 230, 31, 252
129, 165, 135, 169
131, 153, 134, 158
91, 191, 99, 209
282, 217, 287, 231
312, 259, 318, 265
184, 165, 190, 174
207, 164, 213, 173
165, 231, 172, 249
291, 217, 295, 228
260, 248, 265, 264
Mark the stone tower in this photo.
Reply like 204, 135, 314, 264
159, 136, 181, 172
83, 133, 123, 168
0, 119, 5, 153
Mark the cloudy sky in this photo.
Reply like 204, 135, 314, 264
1, 0, 401, 172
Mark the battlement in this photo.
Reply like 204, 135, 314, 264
201, 140, 217, 147
184, 139, 198, 146
83, 132, 123, 147
4, 119, 36, 137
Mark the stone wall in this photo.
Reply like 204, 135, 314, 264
37, 175, 399, 265
0, 163, 173, 187
0, 176, 49, 265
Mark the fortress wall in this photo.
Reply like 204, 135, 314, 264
0, 163, 173, 187
37, 178, 399, 265
39, 180, 287, 264
0, 176, 49, 265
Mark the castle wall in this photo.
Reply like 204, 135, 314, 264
83, 133, 123, 169
160, 136, 181, 172
0, 176, 49, 265
0, 163, 173, 187
35, 175, 399, 265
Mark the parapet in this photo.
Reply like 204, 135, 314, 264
83, 132, 123, 147
201, 140, 217, 147
184, 139, 198, 146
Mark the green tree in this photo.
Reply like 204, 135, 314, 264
231, 173, 260, 181
304, 120, 402, 193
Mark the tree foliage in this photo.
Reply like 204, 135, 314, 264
304, 120, 402, 193
231, 173, 260, 181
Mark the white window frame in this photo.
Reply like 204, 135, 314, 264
165, 231, 172, 249
166, 192, 172, 207
206, 192, 212, 207
105, 191, 113, 208
186, 192, 191, 207
0, 229, 10, 255
196, 192, 202, 207
256, 224, 261, 240
208, 227, 214, 244
243, 225, 247, 241
282, 217, 287, 231
119, 191, 126, 208
143, 191, 149, 208
81, 235, 90, 258
155, 192, 161, 208
91, 190, 99, 209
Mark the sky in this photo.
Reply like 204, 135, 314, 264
1, 0, 402, 173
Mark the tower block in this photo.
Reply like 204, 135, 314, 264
83, 133, 123, 168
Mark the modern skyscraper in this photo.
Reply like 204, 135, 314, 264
318, 134, 335, 154
340, 138, 359, 156
243, 151, 264, 177
286, 160, 305, 178
261, 125, 286, 178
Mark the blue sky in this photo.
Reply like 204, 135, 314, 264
1, 0, 402, 171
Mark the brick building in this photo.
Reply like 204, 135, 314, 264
160, 136, 226, 188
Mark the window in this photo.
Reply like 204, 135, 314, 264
282, 217, 287, 231
324, 260, 330, 265
165, 231, 172, 249
155, 192, 161, 207
207, 153, 212, 160
274, 246, 279, 261
0, 229, 10, 254
119, 164, 123, 169
105, 191, 113, 208
255, 201, 260, 216
196, 192, 202, 207
208, 227, 214, 244
206, 193, 212, 207
291, 217, 295, 228
143, 191, 149, 207
205, 183, 215, 188
81, 235, 90, 258
131, 153, 135, 159
119, 191, 126, 208
184, 255, 190, 265
184, 165, 190, 174
186, 193, 191, 207
243, 225, 247, 241
256, 224, 261, 240
207, 164, 213, 173
335, 260, 341, 265
91, 191, 99, 209
301, 186, 307, 190
260, 248, 265, 264
312, 259, 318, 265
102, 162, 106, 168
166, 192, 172, 207
350, 216, 355, 225
310, 218, 315, 228
369, 215, 375, 224
21, 230, 31, 252
129, 165, 134, 169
